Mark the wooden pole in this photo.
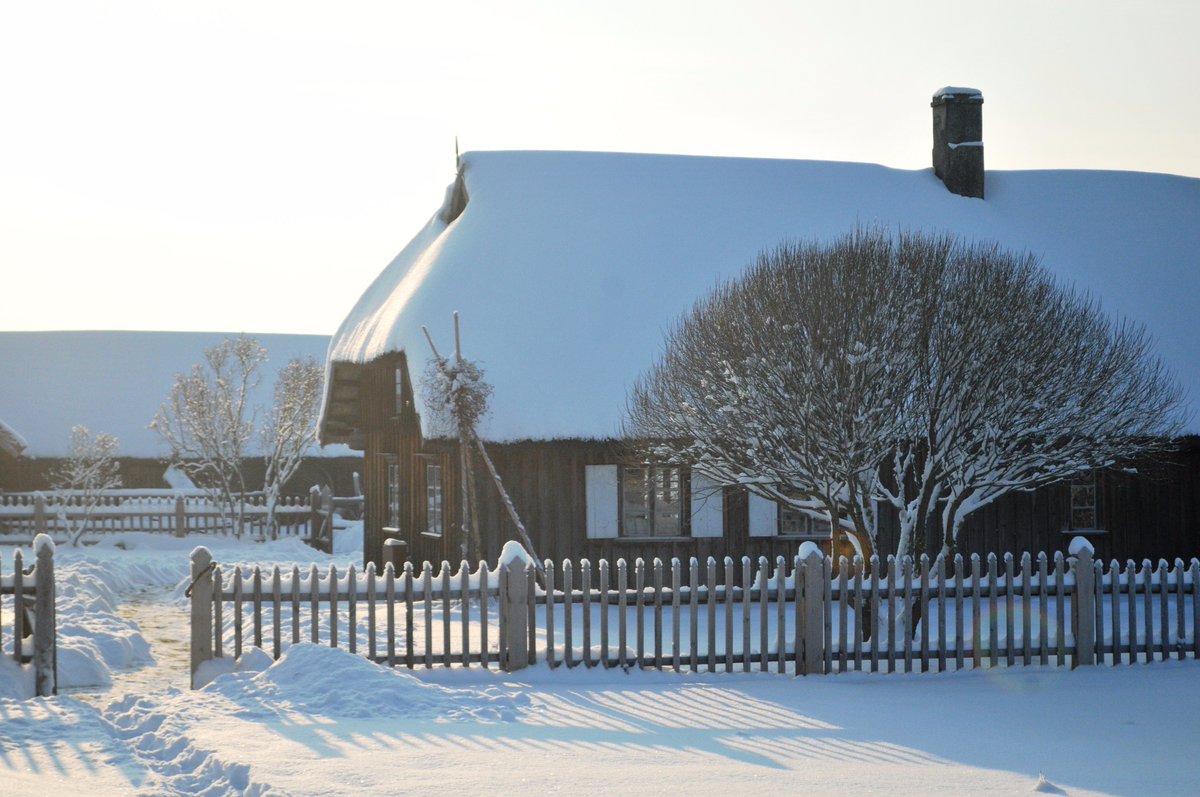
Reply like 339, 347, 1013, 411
471, 432, 545, 580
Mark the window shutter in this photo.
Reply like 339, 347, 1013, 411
690, 472, 724, 538
585, 465, 619, 539
748, 493, 778, 537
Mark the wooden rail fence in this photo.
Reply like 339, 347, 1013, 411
188, 539, 1199, 686
0, 490, 343, 545
0, 534, 57, 696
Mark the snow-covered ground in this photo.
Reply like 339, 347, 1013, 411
2, 529, 1197, 796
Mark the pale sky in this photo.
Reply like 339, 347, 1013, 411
2, 0, 1196, 336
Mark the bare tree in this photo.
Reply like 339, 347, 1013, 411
627, 228, 1185, 558
151, 335, 266, 535
261, 357, 324, 537
48, 425, 122, 547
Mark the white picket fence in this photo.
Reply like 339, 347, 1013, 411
187, 540, 1200, 685
0, 535, 57, 696
0, 490, 318, 540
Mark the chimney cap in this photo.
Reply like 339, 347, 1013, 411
932, 86, 983, 103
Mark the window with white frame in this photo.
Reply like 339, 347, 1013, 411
394, 368, 404, 416
425, 462, 443, 536
1069, 473, 1100, 530
385, 456, 401, 530
585, 465, 723, 540
779, 506, 832, 537
620, 465, 684, 537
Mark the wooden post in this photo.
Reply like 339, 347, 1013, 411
321, 486, 333, 554
34, 492, 47, 536
33, 534, 56, 697
501, 543, 530, 672
175, 495, 187, 538
1070, 537, 1096, 668
799, 542, 825, 676
189, 547, 215, 688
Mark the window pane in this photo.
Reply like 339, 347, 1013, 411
621, 467, 651, 537
426, 463, 443, 536
387, 461, 401, 529
653, 467, 682, 537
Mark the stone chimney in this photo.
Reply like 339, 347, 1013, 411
931, 87, 984, 199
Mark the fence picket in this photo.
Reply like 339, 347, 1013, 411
1003, 553, 1014, 667
367, 564, 376, 660
902, 557, 913, 674
309, 564, 319, 644
440, 562, 451, 667
213, 566, 224, 659
1021, 552, 1032, 666
1109, 561, 1120, 665
1037, 553, 1050, 666
422, 563, 433, 669
564, 559, 575, 668
271, 566, 281, 659
583, 559, 593, 668
689, 558, 700, 673
1157, 560, 1169, 662
1054, 552, 1066, 667
724, 557, 734, 672
708, 557, 718, 672
776, 557, 787, 673
459, 561, 469, 667
599, 559, 609, 668
918, 554, 929, 673
545, 560, 557, 668
480, 562, 490, 668
870, 555, 881, 673
233, 567, 244, 657
837, 557, 849, 673
987, 554, 999, 668
758, 558, 769, 672
1175, 559, 1186, 661
403, 562, 413, 667
887, 555, 898, 674
635, 559, 646, 667
672, 558, 682, 673
934, 556, 945, 672
618, 559, 628, 669
654, 558, 664, 669
741, 557, 752, 673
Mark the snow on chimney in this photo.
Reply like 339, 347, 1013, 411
931, 87, 984, 199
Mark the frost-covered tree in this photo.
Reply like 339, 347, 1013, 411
49, 425, 122, 546
262, 357, 324, 537
151, 335, 266, 535
627, 228, 1185, 558
153, 338, 326, 537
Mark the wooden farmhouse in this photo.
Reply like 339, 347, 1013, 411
319, 89, 1200, 569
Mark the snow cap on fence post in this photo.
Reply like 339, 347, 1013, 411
1069, 537, 1096, 668
33, 534, 56, 696
189, 546, 216, 688
500, 540, 530, 672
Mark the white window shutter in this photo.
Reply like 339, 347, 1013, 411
585, 465, 619, 539
690, 472, 724, 538
748, 493, 778, 537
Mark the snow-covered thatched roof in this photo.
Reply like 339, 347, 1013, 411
0, 416, 27, 458
322, 150, 1200, 446
0, 331, 344, 457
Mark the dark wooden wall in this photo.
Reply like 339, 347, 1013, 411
357, 355, 1199, 570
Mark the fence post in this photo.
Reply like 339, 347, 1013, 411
799, 542, 826, 675
500, 541, 530, 672
34, 492, 47, 536
1070, 537, 1096, 668
175, 495, 187, 538
189, 546, 215, 688
33, 534, 56, 697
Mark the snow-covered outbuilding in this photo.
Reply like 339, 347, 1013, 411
321, 91, 1200, 568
